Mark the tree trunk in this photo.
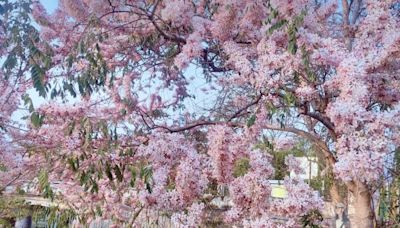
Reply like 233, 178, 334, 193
330, 180, 343, 205
347, 182, 374, 228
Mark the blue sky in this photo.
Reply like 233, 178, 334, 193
40, 0, 58, 13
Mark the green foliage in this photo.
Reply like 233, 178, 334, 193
246, 114, 256, 128
32, 207, 76, 228
300, 47, 317, 82
61, 118, 134, 193
0, 163, 6, 172
0, 0, 54, 99
129, 166, 137, 187
30, 55, 50, 97
0, 197, 30, 220
264, 4, 306, 55
2, 0, 109, 100
30, 112, 44, 128
309, 176, 325, 192
283, 90, 296, 106
120, 163, 160, 194
81, 117, 93, 149
255, 138, 287, 180
257, 138, 319, 181
65, 39, 109, 98
268, 19, 288, 34
81, 171, 99, 193
287, 10, 306, 55
277, 113, 286, 128
63, 82, 77, 98
164, 44, 179, 59
140, 165, 153, 193
270, 149, 290, 180
3, 54, 17, 70
38, 170, 54, 200
265, 3, 287, 34
0, 196, 76, 227
233, 158, 251, 178
265, 101, 278, 120
22, 94, 34, 113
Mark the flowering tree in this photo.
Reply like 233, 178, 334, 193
0, 0, 50, 193
1, 0, 400, 227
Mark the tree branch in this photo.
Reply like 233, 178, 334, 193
202, 49, 228, 73
303, 111, 337, 140
228, 93, 263, 121
263, 124, 337, 164
144, 1, 186, 44
147, 93, 263, 132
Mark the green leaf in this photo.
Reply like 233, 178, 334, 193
30, 112, 44, 128
140, 165, 152, 180
90, 179, 98, 193
68, 158, 75, 171
247, 114, 256, 128
62, 81, 76, 98
129, 167, 137, 187
95, 205, 103, 216
38, 170, 53, 200
29, 43, 41, 58
22, 94, 34, 112
140, 165, 153, 193
125, 148, 134, 156
301, 47, 316, 82
164, 45, 178, 58
283, 91, 296, 106
79, 171, 88, 185
268, 19, 287, 34
233, 158, 251, 178
31, 64, 47, 97
287, 39, 297, 55
3, 54, 17, 70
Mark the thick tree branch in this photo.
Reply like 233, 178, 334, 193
342, 0, 352, 49
303, 111, 337, 140
263, 124, 337, 164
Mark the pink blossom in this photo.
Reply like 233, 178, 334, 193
274, 137, 296, 151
